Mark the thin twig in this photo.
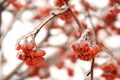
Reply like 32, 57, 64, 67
68, 7, 85, 32
37, 19, 55, 47
87, 71, 91, 76
91, 58, 95, 80
81, 1, 98, 80
16, 7, 69, 44
64, 0, 85, 31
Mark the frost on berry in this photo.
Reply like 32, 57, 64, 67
16, 42, 46, 67
70, 40, 100, 61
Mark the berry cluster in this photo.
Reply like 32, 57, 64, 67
104, 9, 120, 26
103, 9, 120, 34
55, 0, 69, 7
59, 11, 72, 23
70, 41, 100, 61
16, 42, 46, 67
109, 0, 120, 6
100, 62, 120, 80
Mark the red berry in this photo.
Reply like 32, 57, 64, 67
16, 44, 21, 50
70, 41, 100, 61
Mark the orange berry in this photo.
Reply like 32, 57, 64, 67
16, 44, 21, 50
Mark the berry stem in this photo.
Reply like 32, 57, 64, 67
64, 0, 85, 31
81, 1, 98, 79
91, 58, 95, 80
34, 7, 69, 37
86, 10, 97, 45
16, 7, 69, 44
68, 7, 85, 32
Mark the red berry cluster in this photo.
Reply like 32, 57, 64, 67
104, 9, 120, 26
100, 62, 120, 80
70, 41, 100, 61
16, 42, 46, 67
109, 0, 120, 6
103, 9, 120, 34
59, 11, 72, 20
59, 11, 72, 23
55, 0, 69, 7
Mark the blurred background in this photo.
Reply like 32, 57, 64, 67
0, 0, 120, 80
